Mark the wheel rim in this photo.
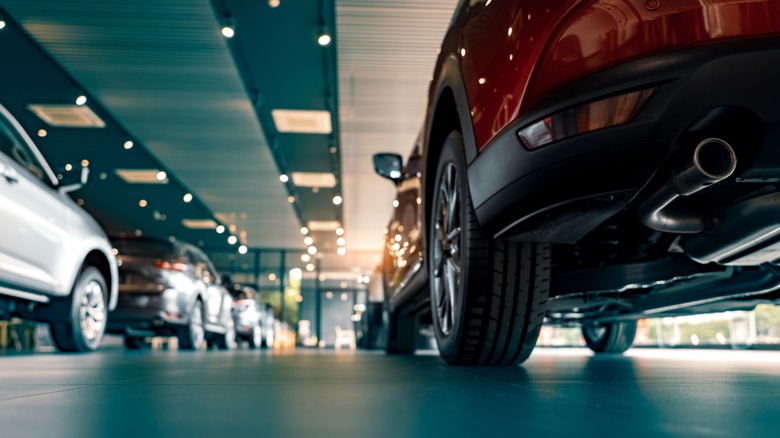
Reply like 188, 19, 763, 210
432, 162, 462, 336
190, 304, 205, 348
584, 325, 608, 342
79, 279, 106, 342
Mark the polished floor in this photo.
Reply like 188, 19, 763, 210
2, 341, 780, 437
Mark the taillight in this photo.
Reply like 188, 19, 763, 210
154, 260, 189, 272
517, 88, 655, 150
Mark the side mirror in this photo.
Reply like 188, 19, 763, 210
373, 153, 403, 183
59, 166, 89, 194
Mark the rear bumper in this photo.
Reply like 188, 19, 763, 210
468, 38, 780, 240
107, 288, 190, 335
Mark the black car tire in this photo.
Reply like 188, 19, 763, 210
429, 131, 551, 366
50, 266, 108, 353
178, 300, 205, 350
124, 335, 145, 350
582, 321, 637, 354
383, 306, 419, 355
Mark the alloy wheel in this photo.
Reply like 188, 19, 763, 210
432, 162, 462, 336
78, 280, 106, 343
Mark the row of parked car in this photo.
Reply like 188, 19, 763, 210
0, 102, 273, 352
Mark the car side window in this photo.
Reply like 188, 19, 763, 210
0, 119, 47, 182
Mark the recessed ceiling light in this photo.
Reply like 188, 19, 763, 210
37, 129, 47, 137
301, 254, 311, 262
216, 225, 226, 234
65, 164, 73, 171
183, 193, 193, 203
268, 0, 280, 7
156, 171, 167, 181
81, 159, 89, 167
182, 219, 218, 229
221, 26, 235, 38
115, 169, 170, 184
337, 247, 346, 256
318, 33, 331, 46
332, 195, 343, 205
306, 263, 315, 272
291, 172, 336, 188
337, 237, 346, 246
300, 227, 309, 235
139, 199, 147, 207
0, 21, 6, 30
238, 245, 248, 254
75, 95, 87, 106
271, 109, 332, 134
28, 104, 105, 128
135, 229, 143, 237
124, 140, 134, 149
335, 227, 344, 236
308, 246, 317, 255
287, 196, 295, 203
228, 235, 238, 245
304, 236, 313, 246
280, 174, 289, 183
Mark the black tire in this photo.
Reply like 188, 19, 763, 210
429, 131, 551, 366
383, 306, 419, 355
178, 300, 205, 350
582, 321, 637, 354
124, 335, 145, 350
50, 266, 108, 353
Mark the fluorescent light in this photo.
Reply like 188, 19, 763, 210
115, 169, 169, 184
28, 104, 105, 128
308, 221, 340, 232
182, 219, 218, 229
271, 109, 332, 134
291, 172, 336, 188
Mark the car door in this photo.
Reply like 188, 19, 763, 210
0, 107, 72, 293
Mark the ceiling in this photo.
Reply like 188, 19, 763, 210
0, 0, 457, 277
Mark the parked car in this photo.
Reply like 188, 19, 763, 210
108, 236, 235, 350
0, 103, 118, 352
374, 0, 780, 365
229, 285, 263, 348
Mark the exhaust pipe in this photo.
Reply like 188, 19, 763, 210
637, 138, 737, 233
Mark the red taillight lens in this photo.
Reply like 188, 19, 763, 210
517, 88, 656, 150
154, 260, 188, 272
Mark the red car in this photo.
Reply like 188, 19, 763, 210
374, 0, 780, 365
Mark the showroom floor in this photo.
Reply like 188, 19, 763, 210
1, 342, 780, 437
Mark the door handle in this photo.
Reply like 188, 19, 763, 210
0, 165, 18, 184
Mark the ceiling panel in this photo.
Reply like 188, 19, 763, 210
3, 0, 302, 249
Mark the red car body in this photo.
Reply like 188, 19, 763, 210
376, 0, 780, 365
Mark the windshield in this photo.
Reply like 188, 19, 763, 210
112, 238, 175, 259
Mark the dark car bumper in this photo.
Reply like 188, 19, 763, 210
467, 38, 780, 242
107, 287, 190, 336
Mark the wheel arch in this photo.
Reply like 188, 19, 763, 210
83, 249, 118, 311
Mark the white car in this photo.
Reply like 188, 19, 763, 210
0, 103, 118, 352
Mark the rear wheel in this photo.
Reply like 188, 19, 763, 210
215, 318, 237, 350
383, 306, 419, 355
582, 321, 637, 354
429, 131, 551, 366
50, 266, 108, 353
178, 300, 205, 350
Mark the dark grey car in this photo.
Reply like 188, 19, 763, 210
108, 237, 235, 350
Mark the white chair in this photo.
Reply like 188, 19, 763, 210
334, 325, 356, 350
